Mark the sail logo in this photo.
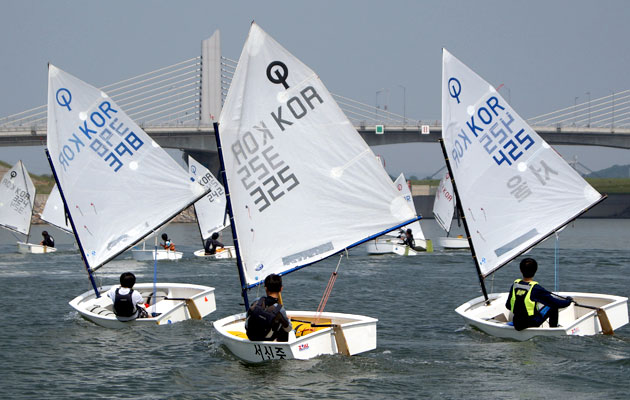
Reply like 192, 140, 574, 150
231, 121, 300, 212
450, 95, 535, 169
56, 97, 145, 174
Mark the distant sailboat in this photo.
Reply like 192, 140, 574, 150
188, 155, 235, 259
46, 64, 216, 328
432, 172, 469, 250
212, 23, 418, 362
441, 49, 628, 340
0, 161, 56, 254
366, 173, 433, 255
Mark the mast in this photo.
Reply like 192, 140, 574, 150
45, 149, 100, 297
439, 139, 489, 302
213, 122, 250, 311
19, 161, 34, 241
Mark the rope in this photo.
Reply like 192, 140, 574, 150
152, 236, 158, 317
315, 250, 347, 323
554, 232, 560, 292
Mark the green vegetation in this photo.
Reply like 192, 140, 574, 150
585, 178, 630, 194
0, 160, 55, 194
408, 178, 630, 194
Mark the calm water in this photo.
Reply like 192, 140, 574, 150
1, 219, 629, 399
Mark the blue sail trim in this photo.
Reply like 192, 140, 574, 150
244, 215, 423, 290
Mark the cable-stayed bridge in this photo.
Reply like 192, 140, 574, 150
1, 31, 629, 152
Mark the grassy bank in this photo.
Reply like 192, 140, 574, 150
409, 178, 630, 194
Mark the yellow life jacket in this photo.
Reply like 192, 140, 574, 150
510, 279, 538, 317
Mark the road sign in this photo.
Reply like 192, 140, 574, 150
421, 125, 430, 135
375, 125, 384, 134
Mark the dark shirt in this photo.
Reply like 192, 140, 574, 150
41, 235, 54, 247
204, 238, 224, 254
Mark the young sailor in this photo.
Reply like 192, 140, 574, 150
40, 231, 54, 247
107, 272, 149, 321
506, 258, 573, 330
160, 233, 175, 251
245, 274, 292, 342
204, 232, 224, 255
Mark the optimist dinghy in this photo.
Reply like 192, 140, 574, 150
366, 173, 432, 255
46, 64, 216, 327
0, 161, 57, 254
441, 49, 628, 340
212, 23, 418, 362
187, 155, 234, 259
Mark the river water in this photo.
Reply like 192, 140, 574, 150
1, 219, 629, 399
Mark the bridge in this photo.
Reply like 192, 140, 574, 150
1, 31, 629, 162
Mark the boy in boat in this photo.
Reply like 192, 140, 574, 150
40, 231, 54, 247
160, 233, 175, 251
398, 228, 415, 248
245, 274, 292, 342
204, 232, 224, 255
107, 272, 149, 321
506, 258, 573, 330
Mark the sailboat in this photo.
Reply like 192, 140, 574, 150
366, 173, 433, 255
432, 171, 469, 250
441, 49, 628, 340
188, 155, 235, 259
212, 23, 418, 362
131, 231, 184, 261
0, 161, 56, 254
46, 64, 216, 328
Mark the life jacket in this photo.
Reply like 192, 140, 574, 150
245, 297, 282, 341
510, 279, 539, 317
162, 240, 175, 251
113, 288, 137, 318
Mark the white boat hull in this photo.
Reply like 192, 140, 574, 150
435, 236, 469, 249
366, 238, 432, 255
213, 311, 377, 363
193, 246, 236, 259
455, 292, 629, 340
131, 249, 183, 261
17, 241, 58, 254
69, 282, 216, 328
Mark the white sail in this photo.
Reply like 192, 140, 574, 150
441, 49, 602, 277
219, 23, 415, 287
392, 173, 424, 240
432, 171, 456, 234
188, 156, 229, 240
40, 184, 72, 233
46, 65, 206, 269
0, 161, 36, 235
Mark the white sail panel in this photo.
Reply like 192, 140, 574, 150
219, 23, 415, 286
47, 65, 206, 269
188, 156, 229, 240
432, 171, 456, 234
393, 173, 424, 240
40, 184, 72, 233
441, 49, 602, 277
0, 161, 36, 235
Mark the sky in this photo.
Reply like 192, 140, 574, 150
0, 0, 628, 177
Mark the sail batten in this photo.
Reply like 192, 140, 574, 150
243, 215, 423, 289
219, 23, 415, 287
46, 65, 208, 270
441, 49, 604, 278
